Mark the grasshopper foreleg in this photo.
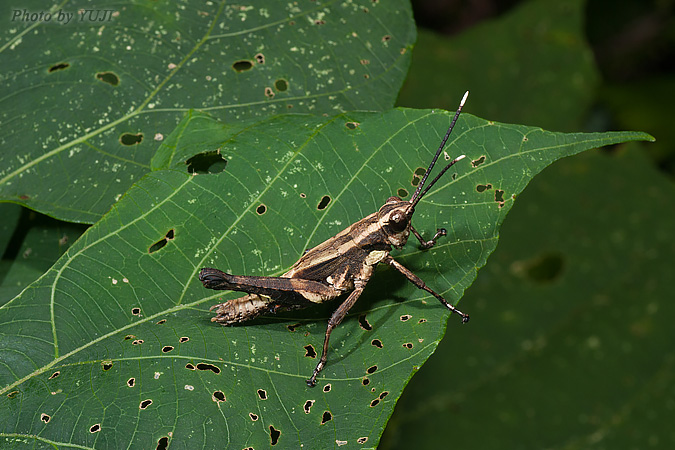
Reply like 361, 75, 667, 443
410, 225, 447, 249
307, 283, 367, 387
382, 255, 469, 323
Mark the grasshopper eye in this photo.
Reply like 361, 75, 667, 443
388, 212, 408, 232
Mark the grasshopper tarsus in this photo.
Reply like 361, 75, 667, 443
200, 92, 472, 385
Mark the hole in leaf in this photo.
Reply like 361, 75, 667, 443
315, 19, 326, 25
304, 345, 317, 358
357, 437, 369, 444
321, 411, 332, 424
256, 204, 267, 215
476, 183, 492, 193
299, 192, 306, 198
162, 346, 174, 353
403, 342, 413, 349
414, 167, 426, 176
400, 314, 411, 322
366, 365, 377, 374
397, 188, 408, 198
358, 314, 372, 331
371, 339, 383, 348
304, 400, 315, 414
120, 132, 143, 146
418, 318, 427, 324
287, 323, 301, 332
249, 413, 259, 421
362, 377, 370, 386
345, 121, 359, 130
41, 413, 51, 423
156, 319, 166, 324
379, 391, 389, 399
7, 391, 19, 399
265, 86, 275, 98
96, 71, 120, 86
255, 53, 265, 64
382, 35, 391, 42
124, 335, 135, 340
49, 371, 60, 380
257, 389, 268, 400
269, 425, 281, 445
127, 378, 135, 387
186, 151, 227, 174
131, 307, 141, 316
196, 363, 220, 374
274, 79, 288, 91
179, 336, 189, 343
370, 398, 380, 407
232, 60, 253, 72
212, 390, 226, 402
317, 195, 331, 210
472, 155, 486, 167
185, 363, 196, 370
323, 384, 331, 393
101, 361, 113, 371
48, 62, 70, 72
156, 436, 169, 450
89, 423, 101, 433
132, 339, 144, 345
149, 229, 175, 254
139, 399, 152, 410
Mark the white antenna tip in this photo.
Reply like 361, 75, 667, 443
461, 91, 469, 106
456, 154, 466, 161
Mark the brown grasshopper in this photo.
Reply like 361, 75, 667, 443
199, 92, 470, 387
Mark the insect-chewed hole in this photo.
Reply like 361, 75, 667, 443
265, 87, 275, 98
257, 389, 268, 400
7, 391, 19, 399
418, 318, 427, 324
304, 345, 317, 358
357, 437, 369, 444
495, 189, 505, 203
274, 79, 288, 91
382, 35, 391, 42
96, 71, 120, 86
358, 314, 372, 331
249, 412, 259, 421
256, 204, 267, 215
131, 307, 141, 316
127, 377, 135, 387
132, 339, 144, 345
400, 314, 412, 322
41, 413, 51, 423
299, 192, 306, 198
101, 361, 113, 371
49, 371, 60, 380
232, 60, 253, 72
287, 323, 301, 332
397, 188, 409, 198
120, 132, 143, 146
476, 183, 493, 193
196, 363, 220, 374
323, 384, 332, 393
212, 390, 226, 402
379, 391, 389, 399
139, 399, 152, 410
403, 342, 413, 349
371, 339, 383, 348
321, 411, 332, 424
48, 62, 70, 73
156, 319, 166, 325
304, 399, 315, 414
269, 425, 281, 445
255, 53, 265, 64
366, 365, 377, 374
317, 195, 331, 210
472, 155, 486, 167
162, 346, 174, 353
185, 363, 196, 370
186, 151, 227, 174
156, 436, 169, 450
345, 121, 360, 130
149, 229, 175, 254
362, 377, 370, 386
370, 398, 380, 407
89, 423, 101, 433
179, 336, 189, 343
315, 19, 326, 25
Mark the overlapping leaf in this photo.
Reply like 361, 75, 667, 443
0, 0, 414, 222
0, 109, 651, 449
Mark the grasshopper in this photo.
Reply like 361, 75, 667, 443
199, 92, 471, 387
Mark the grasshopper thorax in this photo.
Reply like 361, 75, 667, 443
377, 196, 413, 248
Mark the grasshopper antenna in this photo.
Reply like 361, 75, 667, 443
409, 91, 468, 211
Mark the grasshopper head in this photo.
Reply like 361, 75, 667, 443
378, 196, 413, 248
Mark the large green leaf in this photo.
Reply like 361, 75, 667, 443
0, 0, 415, 223
0, 109, 651, 449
